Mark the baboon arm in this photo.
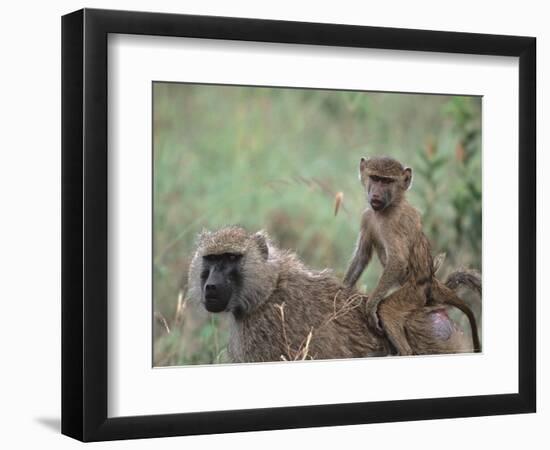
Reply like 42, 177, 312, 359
343, 229, 373, 287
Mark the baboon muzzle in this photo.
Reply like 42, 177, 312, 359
203, 271, 232, 312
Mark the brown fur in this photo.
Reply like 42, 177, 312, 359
188, 227, 472, 363
343, 156, 481, 355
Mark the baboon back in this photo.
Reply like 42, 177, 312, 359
228, 257, 469, 363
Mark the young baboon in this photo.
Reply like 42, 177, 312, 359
188, 226, 474, 363
343, 156, 481, 355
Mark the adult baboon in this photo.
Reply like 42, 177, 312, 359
343, 156, 481, 355
188, 227, 474, 363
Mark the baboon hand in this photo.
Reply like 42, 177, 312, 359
365, 301, 384, 336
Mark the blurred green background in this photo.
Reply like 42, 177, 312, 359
153, 82, 482, 366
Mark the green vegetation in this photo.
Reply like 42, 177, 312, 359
153, 83, 482, 366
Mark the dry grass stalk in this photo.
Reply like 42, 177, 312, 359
323, 290, 365, 328
334, 191, 344, 216
174, 289, 187, 327
274, 303, 292, 359
154, 311, 171, 335
295, 329, 313, 360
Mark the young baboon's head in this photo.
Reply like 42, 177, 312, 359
359, 156, 412, 212
187, 227, 276, 318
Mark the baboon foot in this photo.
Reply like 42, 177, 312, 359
366, 309, 384, 336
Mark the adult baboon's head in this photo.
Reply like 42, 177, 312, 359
187, 227, 276, 318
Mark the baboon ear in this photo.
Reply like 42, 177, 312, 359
402, 167, 413, 190
253, 231, 269, 260
359, 157, 369, 180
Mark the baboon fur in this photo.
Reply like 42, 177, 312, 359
188, 227, 471, 363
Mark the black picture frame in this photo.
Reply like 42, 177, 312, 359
61, 8, 536, 442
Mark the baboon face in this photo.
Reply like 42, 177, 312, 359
359, 156, 412, 211
366, 174, 398, 211
188, 227, 273, 319
200, 252, 243, 313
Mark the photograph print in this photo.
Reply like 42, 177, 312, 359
152, 82, 482, 367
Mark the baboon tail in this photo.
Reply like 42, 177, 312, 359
445, 269, 482, 298
431, 280, 481, 353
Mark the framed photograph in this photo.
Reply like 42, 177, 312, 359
61, 8, 536, 442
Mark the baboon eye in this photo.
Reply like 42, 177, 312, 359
370, 175, 393, 184
226, 253, 242, 262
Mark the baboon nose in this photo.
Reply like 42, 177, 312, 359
205, 284, 217, 292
